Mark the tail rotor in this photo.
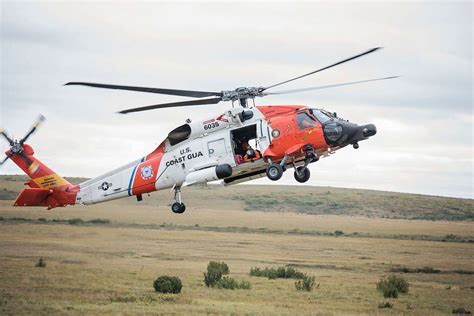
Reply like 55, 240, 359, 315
0, 115, 46, 166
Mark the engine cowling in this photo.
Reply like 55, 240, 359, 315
167, 117, 232, 146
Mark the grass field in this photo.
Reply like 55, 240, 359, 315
0, 175, 473, 315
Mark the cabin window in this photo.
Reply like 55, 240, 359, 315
297, 112, 318, 130
310, 109, 332, 124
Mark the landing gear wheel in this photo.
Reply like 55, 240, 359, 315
266, 163, 284, 181
294, 167, 311, 183
171, 202, 186, 214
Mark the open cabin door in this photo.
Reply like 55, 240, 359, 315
256, 119, 271, 153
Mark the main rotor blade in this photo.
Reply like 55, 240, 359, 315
263, 47, 382, 91
65, 82, 222, 98
118, 97, 223, 114
0, 152, 14, 166
0, 129, 14, 146
265, 76, 399, 95
20, 114, 46, 144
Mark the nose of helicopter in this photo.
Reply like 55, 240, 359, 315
322, 119, 377, 148
351, 123, 377, 143
349, 123, 376, 148
361, 124, 377, 138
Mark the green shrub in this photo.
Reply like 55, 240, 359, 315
204, 261, 229, 287
334, 230, 344, 236
295, 275, 316, 291
35, 257, 46, 268
204, 261, 251, 289
208, 261, 229, 275
204, 268, 222, 287
216, 276, 252, 290
249, 266, 305, 279
216, 276, 239, 289
376, 275, 409, 298
153, 275, 182, 294
239, 280, 252, 290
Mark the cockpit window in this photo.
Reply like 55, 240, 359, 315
310, 109, 332, 124
297, 112, 318, 130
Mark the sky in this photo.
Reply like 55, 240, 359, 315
0, 1, 472, 198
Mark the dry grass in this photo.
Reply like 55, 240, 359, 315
0, 176, 473, 314
0, 223, 473, 315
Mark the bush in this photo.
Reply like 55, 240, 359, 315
239, 280, 252, 290
204, 269, 222, 287
295, 275, 316, 291
35, 257, 46, 268
203, 261, 250, 289
215, 276, 252, 290
378, 301, 393, 309
376, 275, 409, 298
153, 275, 182, 294
334, 230, 344, 236
204, 261, 229, 287
216, 276, 239, 289
208, 261, 229, 275
250, 266, 306, 280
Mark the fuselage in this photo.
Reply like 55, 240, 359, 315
74, 104, 376, 206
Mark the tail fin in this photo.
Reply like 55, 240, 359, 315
9, 144, 71, 189
1, 116, 78, 209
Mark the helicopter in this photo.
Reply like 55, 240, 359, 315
1, 47, 396, 213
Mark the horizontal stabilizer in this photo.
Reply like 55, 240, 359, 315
14, 188, 52, 207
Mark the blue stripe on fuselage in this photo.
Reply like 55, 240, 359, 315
128, 157, 145, 196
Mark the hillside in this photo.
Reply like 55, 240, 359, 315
1, 175, 473, 315
1, 175, 472, 221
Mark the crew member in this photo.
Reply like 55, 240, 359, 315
241, 141, 261, 162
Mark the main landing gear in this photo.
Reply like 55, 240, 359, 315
266, 163, 284, 181
266, 145, 318, 183
171, 187, 186, 214
294, 145, 317, 183
294, 166, 310, 183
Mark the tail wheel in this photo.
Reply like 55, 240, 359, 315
266, 163, 284, 181
171, 202, 186, 214
294, 167, 311, 183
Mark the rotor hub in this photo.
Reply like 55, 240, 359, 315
11, 142, 22, 153
221, 87, 265, 102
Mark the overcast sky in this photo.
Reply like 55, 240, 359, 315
0, 1, 472, 198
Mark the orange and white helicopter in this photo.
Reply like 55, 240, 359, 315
1, 48, 396, 213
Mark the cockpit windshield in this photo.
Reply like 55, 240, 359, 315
309, 109, 332, 124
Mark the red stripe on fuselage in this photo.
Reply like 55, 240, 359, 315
130, 143, 165, 196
